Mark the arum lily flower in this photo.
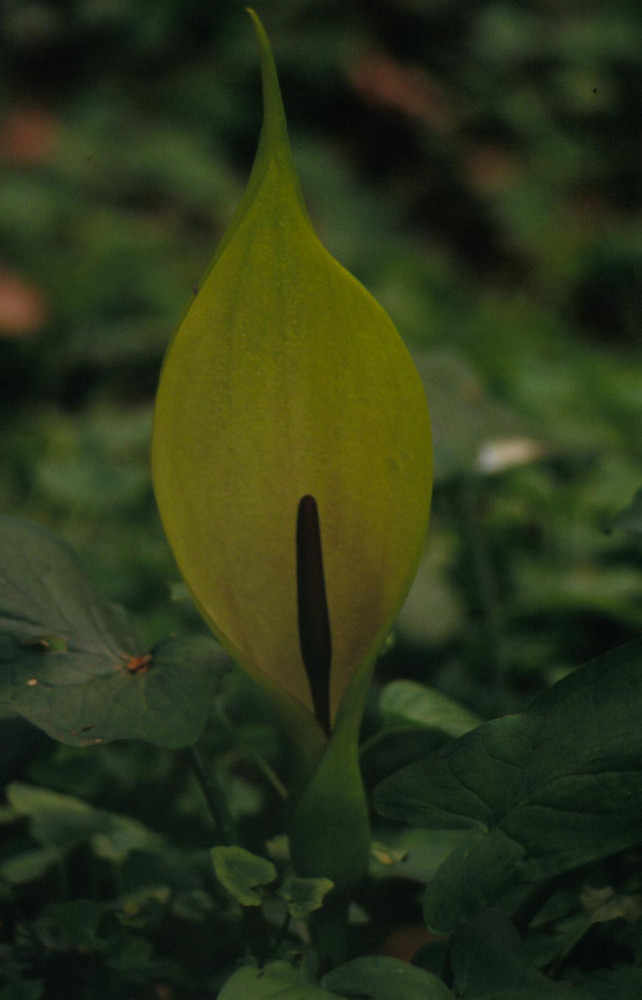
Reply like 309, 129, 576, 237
152, 10, 432, 926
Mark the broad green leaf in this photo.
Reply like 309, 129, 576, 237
90, 817, 165, 864
448, 910, 559, 998
151, 10, 432, 727
379, 680, 482, 738
0, 631, 226, 749
0, 515, 138, 670
8, 781, 116, 850
211, 845, 276, 907
278, 874, 334, 919
217, 960, 339, 1000
361, 726, 447, 789
322, 955, 452, 999
0, 513, 227, 747
0, 847, 59, 885
375, 639, 642, 931
7, 782, 164, 858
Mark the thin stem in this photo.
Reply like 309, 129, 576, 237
270, 906, 292, 956
189, 739, 271, 962
545, 921, 596, 981
190, 741, 239, 847
512, 877, 559, 935
455, 475, 508, 713
245, 747, 289, 801
217, 704, 289, 801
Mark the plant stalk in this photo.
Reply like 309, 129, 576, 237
189, 738, 271, 962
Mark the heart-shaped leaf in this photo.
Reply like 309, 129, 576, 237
278, 874, 334, 919
211, 846, 277, 907
322, 955, 452, 999
0, 516, 227, 747
218, 960, 339, 1000
375, 639, 642, 931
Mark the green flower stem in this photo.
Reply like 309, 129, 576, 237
289, 661, 374, 968
259, 682, 328, 799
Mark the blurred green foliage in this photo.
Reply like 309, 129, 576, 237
1, 0, 642, 990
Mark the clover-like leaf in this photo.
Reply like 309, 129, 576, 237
211, 846, 277, 907
278, 874, 334, 919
